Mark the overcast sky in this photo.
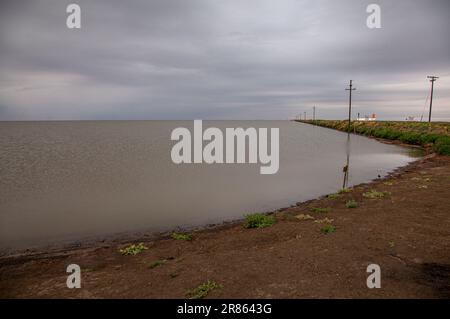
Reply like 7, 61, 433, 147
0, 0, 449, 120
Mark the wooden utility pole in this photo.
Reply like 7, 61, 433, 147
313, 106, 316, 121
427, 76, 439, 123
345, 80, 356, 132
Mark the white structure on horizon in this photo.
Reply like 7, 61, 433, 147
357, 113, 377, 121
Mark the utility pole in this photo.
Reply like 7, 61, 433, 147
345, 80, 356, 132
304, 111, 307, 120
427, 76, 439, 123
313, 106, 316, 121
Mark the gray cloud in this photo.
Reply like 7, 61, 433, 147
0, 0, 449, 120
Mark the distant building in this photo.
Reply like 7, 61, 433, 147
357, 113, 377, 121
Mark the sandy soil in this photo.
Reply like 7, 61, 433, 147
1, 155, 449, 299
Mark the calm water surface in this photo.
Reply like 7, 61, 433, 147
0, 121, 417, 250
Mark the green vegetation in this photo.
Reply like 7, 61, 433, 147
148, 259, 166, 269
388, 241, 395, 248
119, 243, 148, 256
321, 225, 336, 234
346, 200, 359, 208
186, 280, 222, 299
363, 190, 391, 199
298, 120, 450, 155
327, 193, 341, 199
338, 188, 352, 194
311, 207, 330, 214
172, 232, 193, 241
243, 213, 276, 229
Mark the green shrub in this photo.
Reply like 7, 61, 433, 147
148, 259, 166, 269
120, 243, 148, 256
243, 213, 276, 229
345, 200, 358, 208
311, 207, 330, 214
172, 232, 193, 241
321, 225, 336, 234
435, 136, 450, 155
186, 281, 222, 299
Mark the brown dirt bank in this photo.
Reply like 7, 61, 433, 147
1, 156, 450, 299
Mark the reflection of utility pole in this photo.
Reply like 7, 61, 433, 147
313, 106, 316, 121
342, 133, 351, 189
345, 80, 356, 132
427, 76, 439, 123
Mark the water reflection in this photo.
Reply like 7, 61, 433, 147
342, 133, 351, 189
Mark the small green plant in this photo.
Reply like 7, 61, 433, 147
119, 243, 148, 256
338, 188, 352, 194
388, 241, 395, 248
327, 193, 340, 199
172, 232, 193, 241
321, 225, 336, 234
148, 259, 166, 269
311, 207, 330, 214
243, 213, 276, 229
363, 190, 391, 199
345, 200, 358, 209
186, 280, 222, 299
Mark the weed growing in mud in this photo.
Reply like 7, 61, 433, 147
327, 193, 341, 199
172, 232, 193, 241
311, 207, 330, 214
243, 213, 276, 229
321, 225, 336, 234
339, 188, 352, 194
119, 243, 148, 256
388, 241, 395, 248
346, 200, 358, 209
148, 259, 166, 269
363, 190, 391, 199
186, 280, 222, 299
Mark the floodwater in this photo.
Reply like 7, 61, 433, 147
0, 121, 417, 250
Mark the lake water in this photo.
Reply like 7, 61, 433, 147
0, 121, 417, 251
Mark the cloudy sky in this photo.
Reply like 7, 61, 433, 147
0, 0, 449, 120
